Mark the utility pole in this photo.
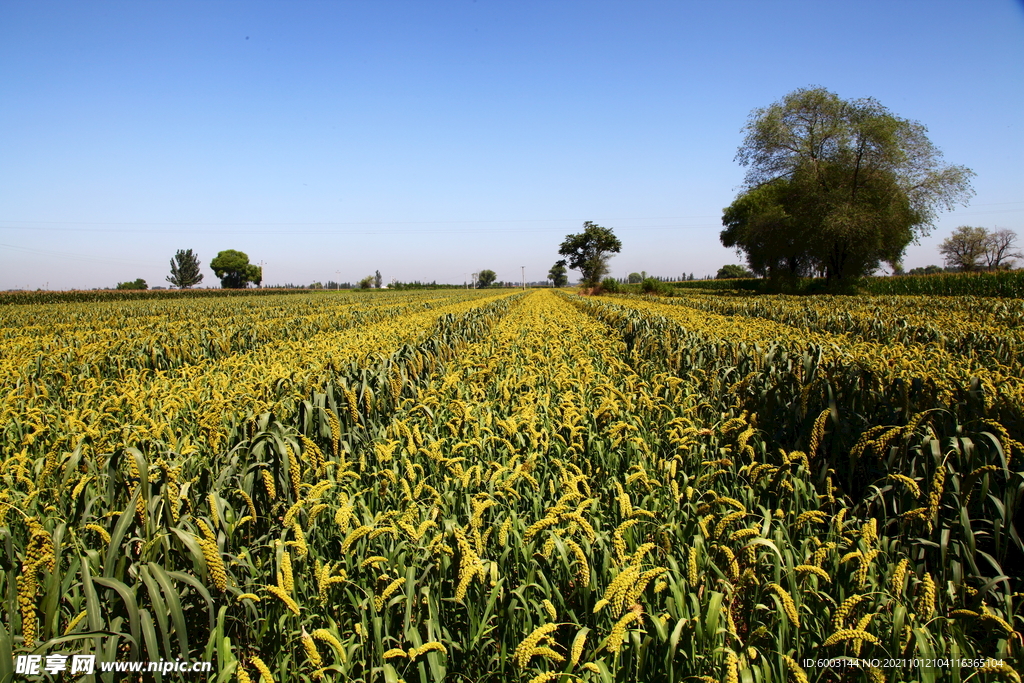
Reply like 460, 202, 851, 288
335, 270, 341, 290
521, 266, 525, 291
257, 261, 267, 288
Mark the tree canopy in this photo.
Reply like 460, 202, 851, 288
166, 249, 204, 288
210, 250, 261, 289
116, 278, 147, 290
548, 260, 569, 288
475, 269, 496, 288
982, 229, 1022, 270
939, 226, 1021, 271
558, 222, 622, 288
716, 264, 754, 279
721, 87, 975, 282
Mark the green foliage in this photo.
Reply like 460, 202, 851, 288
477, 269, 497, 288
866, 269, 1024, 297
673, 278, 762, 292
547, 260, 569, 288
389, 281, 463, 290
908, 265, 944, 276
723, 86, 975, 282
715, 264, 753, 279
673, 278, 829, 294
358, 275, 374, 290
627, 272, 642, 284
640, 277, 671, 295
166, 249, 204, 288
939, 226, 989, 271
115, 278, 148, 290
722, 178, 814, 278
599, 276, 620, 293
673, 270, 1024, 298
558, 221, 623, 287
940, 226, 1022, 271
374, 270, 383, 289
210, 250, 261, 288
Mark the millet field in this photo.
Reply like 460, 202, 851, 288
1, 288, 1022, 683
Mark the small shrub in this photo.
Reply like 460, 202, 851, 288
640, 277, 670, 296
116, 278, 148, 290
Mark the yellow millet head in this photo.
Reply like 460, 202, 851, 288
513, 623, 558, 668
782, 654, 809, 683
301, 628, 323, 670
723, 650, 739, 683
917, 572, 936, 619
17, 570, 38, 649
266, 585, 300, 615
767, 583, 800, 627
250, 656, 275, 683
287, 446, 302, 499
569, 629, 588, 667
606, 611, 642, 655
261, 469, 276, 500
833, 594, 867, 630
822, 629, 880, 647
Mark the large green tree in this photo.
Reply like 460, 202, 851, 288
477, 269, 497, 288
938, 226, 989, 272
558, 222, 622, 288
210, 250, 261, 288
548, 260, 569, 288
721, 87, 975, 282
166, 249, 204, 288
721, 176, 816, 277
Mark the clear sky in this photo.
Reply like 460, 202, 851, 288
2, 0, 1022, 290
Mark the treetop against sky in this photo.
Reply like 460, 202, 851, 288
0, 1, 1021, 289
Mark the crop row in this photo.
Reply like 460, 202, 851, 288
652, 291, 1024, 370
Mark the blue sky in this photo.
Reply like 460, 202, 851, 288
1, 1, 1022, 289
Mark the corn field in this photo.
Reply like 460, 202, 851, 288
669, 270, 1024, 297
1, 288, 1021, 682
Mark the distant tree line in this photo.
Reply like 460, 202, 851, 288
116, 278, 148, 290
120, 248, 403, 291
391, 281, 465, 290
609, 273, 692, 284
